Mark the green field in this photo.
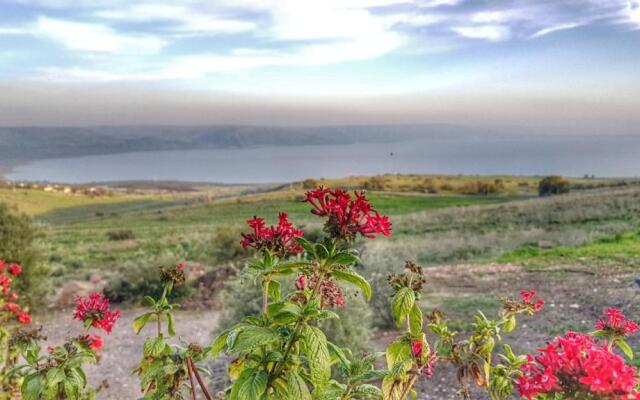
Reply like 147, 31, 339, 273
4, 175, 640, 308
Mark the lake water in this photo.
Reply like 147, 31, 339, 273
6, 136, 640, 183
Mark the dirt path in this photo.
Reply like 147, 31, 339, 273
39, 308, 220, 399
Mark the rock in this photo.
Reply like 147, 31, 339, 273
55, 279, 107, 307
538, 240, 554, 249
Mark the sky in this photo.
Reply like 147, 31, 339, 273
0, 0, 639, 131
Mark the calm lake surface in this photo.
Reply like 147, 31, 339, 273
6, 136, 640, 183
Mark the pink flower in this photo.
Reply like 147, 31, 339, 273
73, 293, 120, 334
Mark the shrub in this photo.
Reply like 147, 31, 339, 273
538, 176, 570, 196
106, 229, 135, 241
103, 259, 192, 303
11, 293, 120, 399
363, 176, 389, 191
0, 203, 49, 309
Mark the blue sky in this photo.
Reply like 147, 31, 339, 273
0, 0, 639, 128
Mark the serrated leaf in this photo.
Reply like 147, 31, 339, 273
268, 280, 281, 303
408, 303, 423, 336
143, 336, 166, 357
286, 370, 312, 400
392, 288, 415, 327
232, 369, 268, 400
332, 270, 372, 300
21, 374, 42, 400
230, 326, 282, 354
302, 325, 331, 386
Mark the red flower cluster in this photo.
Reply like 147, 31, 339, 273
520, 290, 544, 312
595, 308, 639, 336
411, 340, 437, 378
240, 212, 304, 257
304, 187, 391, 241
80, 334, 105, 351
73, 293, 120, 334
0, 260, 31, 325
518, 332, 639, 399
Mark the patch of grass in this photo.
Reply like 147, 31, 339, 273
494, 230, 640, 267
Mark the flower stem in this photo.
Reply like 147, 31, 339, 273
186, 357, 198, 400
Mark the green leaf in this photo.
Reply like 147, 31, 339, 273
167, 312, 176, 337
616, 339, 634, 359
46, 367, 65, 386
351, 384, 382, 397
268, 280, 281, 303
210, 331, 229, 359
21, 374, 42, 400
314, 243, 330, 259
143, 295, 156, 307
302, 325, 331, 386
330, 252, 359, 266
132, 312, 152, 335
232, 369, 268, 400
391, 288, 415, 327
230, 326, 282, 354
332, 270, 372, 300
295, 237, 316, 257
143, 336, 167, 357
408, 303, 423, 336
286, 370, 312, 400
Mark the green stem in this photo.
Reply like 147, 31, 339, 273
262, 276, 271, 314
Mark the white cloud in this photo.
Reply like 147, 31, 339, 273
452, 25, 511, 41
35, 17, 166, 53
627, 0, 640, 26
94, 4, 256, 34
529, 23, 583, 38
0, 27, 26, 35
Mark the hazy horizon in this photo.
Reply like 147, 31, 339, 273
1, 0, 639, 132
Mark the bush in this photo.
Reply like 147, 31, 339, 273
103, 258, 192, 303
106, 229, 135, 241
363, 176, 389, 191
0, 203, 49, 309
538, 175, 570, 196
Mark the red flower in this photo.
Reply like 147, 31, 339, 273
595, 308, 639, 337
304, 187, 391, 241
295, 275, 306, 291
17, 311, 32, 324
73, 293, 120, 334
411, 340, 423, 358
4, 302, 21, 314
520, 290, 544, 312
8, 263, 22, 277
83, 334, 104, 351
0, 274, 12, 294
518, 332, 639, 399
240, 213, 304, 257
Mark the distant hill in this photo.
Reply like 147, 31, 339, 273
0, 124, 504, 166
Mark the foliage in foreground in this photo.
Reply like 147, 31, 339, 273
4, 290, 120, 399
2, 186, 639, 399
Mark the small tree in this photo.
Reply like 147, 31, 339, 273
0, 204, 49, 309
538, 176, 570, 197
